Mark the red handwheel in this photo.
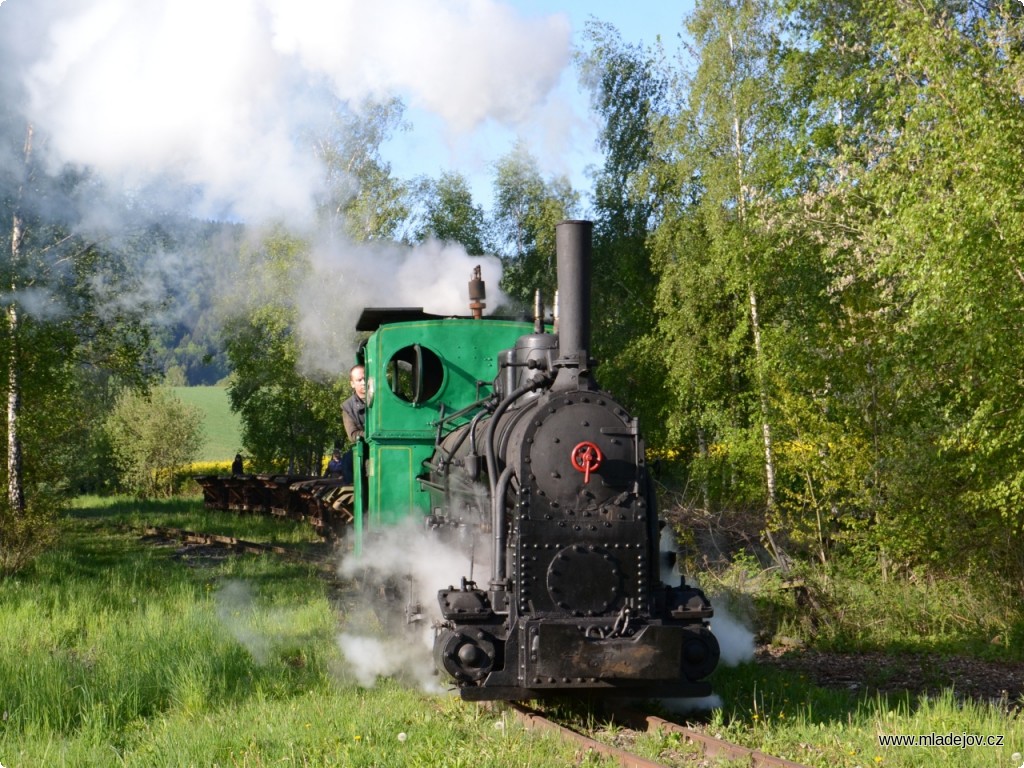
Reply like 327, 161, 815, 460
570, 441, 604, 484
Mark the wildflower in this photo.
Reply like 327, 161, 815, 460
354, 735, 362, 741
397, 733, 408, 742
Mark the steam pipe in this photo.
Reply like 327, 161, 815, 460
483, 375, 550, 587
492, 465, 515, 583
468, 266, 486, 319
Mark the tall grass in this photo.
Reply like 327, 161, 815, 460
702, 555, 1024, 662
695, 662, 1024, 767
0, 500, 579, 766
551, 661, 1024, 767
70, 494, 323, 545
5, 497, 1022, 766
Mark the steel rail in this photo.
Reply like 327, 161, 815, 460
138, 525, 322, 562
510, 702, 813, 768
605, 705, 813, 768
509, 703, 671, 768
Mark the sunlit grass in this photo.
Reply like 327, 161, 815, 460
698, 662, 1024, 767
5, 497, 1023, 766
0, 497, 581, 767
169, 385, 243, 462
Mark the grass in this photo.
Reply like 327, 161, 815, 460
0, 498, 583, 767
697, 662, 1024, 767
546, 660, 1024, 767
701, 557, 1024, 662
4, 497, 1023, 767
70, 494, 323, 546
170, 386, 243, 463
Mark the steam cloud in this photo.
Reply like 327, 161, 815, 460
334, 518, 487, 692
1, 0, 572, 366
660, 527, 757, 666
297, 237, 508, 375
1, 0, 572, 225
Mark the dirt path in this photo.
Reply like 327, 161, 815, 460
757, 646, 1024, 707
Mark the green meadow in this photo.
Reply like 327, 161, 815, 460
170, 386, 243, 463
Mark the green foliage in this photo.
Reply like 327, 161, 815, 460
490, 141, 580, 306
222, 232, 345, 475
767, 0, 1024, 574
578, 22, 668, 424
104, 388, 205, 498
575, 0, 1024, 581
0, 496, 59, 575
316, 97, 410, 242
1, 120, 159, 520
410, 171, 488, 254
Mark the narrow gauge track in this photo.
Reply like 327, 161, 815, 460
137, 525, 328, 563
509, 702, 812, 768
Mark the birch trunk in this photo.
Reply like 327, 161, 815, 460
6, 124, 32, 515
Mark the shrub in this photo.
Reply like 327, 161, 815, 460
0, 496, 60, 575
105, 388, 204, 498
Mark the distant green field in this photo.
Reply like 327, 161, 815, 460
169, 386, 243, 462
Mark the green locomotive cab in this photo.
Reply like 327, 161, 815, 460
351, 309, 538, 548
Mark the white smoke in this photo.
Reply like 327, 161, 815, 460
334, 518, 487, 692
1, 0, 572, 358
709, 601, 756, 667
2, 0, 572, 225
654, 596, 757, 714
215, 579, 273, 664
297, 237, 509, 376
660, 527, 757, 667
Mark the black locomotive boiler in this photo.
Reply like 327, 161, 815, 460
429, 220, 720, 701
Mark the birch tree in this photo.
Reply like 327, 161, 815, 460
5, 123, 30, 515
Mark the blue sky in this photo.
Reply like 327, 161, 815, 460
382, 1, 695, 210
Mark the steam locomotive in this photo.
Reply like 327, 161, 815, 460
423, 221, 719, 700
199, 220, 720, 700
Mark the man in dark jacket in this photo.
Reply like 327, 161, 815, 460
341, 364, 366, 441
337, 365, 366, 483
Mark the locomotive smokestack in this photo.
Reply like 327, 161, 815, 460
555, 220, 592, 368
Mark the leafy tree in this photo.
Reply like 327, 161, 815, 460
578, 22, 671, 432
222, 97, 412, 474
411, 171, 487, 255
316, 97, 410, 242
1, 114, 156, 568
490, 142, 579, 307
223, 232, 345, 475
783, 0, 1024, 573
105, 388, 204, 498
